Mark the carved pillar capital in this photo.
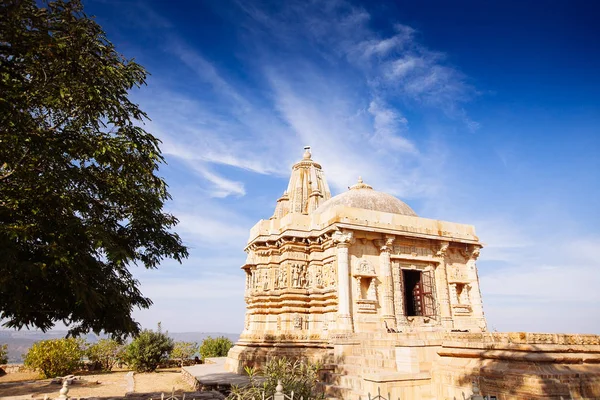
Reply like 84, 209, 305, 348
374, 235, 395, 253
437, 241, 450, 257
332, 230, 354, 247
459, 245, 482, 261
470, 247, 481, 261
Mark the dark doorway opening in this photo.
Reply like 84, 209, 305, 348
402, 269, 436, 317
403, 270, 422, 316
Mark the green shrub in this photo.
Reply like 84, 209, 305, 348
171, 341, 198, 367
229, 357, 323, 400
0, 344, 8, 364
87, 339, 124, 371
124, 325, 174, 372
23, 338, 86, 378
199, 336, 233, 360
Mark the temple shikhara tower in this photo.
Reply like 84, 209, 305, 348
226, 148, 600, 400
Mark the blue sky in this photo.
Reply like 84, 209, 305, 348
85, 0, 600, 334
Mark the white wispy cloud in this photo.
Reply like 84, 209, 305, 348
174, 211, 249, 247
169, 40, 250, 109
367, 99, 415, 153
130, 0, 479, 201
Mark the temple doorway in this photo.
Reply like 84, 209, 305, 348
402, 269, 436, 317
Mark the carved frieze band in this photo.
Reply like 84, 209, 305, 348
245, 262, 337, 291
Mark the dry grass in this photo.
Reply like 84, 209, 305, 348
0, 368, 194, 399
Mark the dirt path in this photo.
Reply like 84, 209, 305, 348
0, 368, 196, 399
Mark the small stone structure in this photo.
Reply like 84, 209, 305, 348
0, 363, 27, 374
225, 148, 600, 399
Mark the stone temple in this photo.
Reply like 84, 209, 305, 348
225, 148, 600, 399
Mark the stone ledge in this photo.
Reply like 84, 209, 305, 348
441, 341, 600, 353
363, 371, 431, 383
445, 332, 600, 345
438, 348, 600, 363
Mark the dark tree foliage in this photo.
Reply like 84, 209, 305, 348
0, 0, 188, 339
124, 324, 174, 373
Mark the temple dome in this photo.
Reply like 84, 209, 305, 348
315, 177, 417, 217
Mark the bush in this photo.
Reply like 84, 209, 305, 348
23, 338, 86, 378
229, 357, 323, 400
0, 344, 7, 364
199, 336, 233, 360
171, 341, 198, 367
124, 325, 174, 372
87, 339, 124, 371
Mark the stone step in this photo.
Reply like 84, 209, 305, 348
351, 346, 397, 353
350, 349, 397, 359
335, 359, 397, 373
327, 372, 364, 388
343, 354, 396, 365
328, 365, 403, 383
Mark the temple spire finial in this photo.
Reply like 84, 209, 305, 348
350, 176, 373, 190
303, 146, 312, 160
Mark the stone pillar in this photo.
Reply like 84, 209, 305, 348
333, 230, 354, 332
375, 236, 396, 327
467, 247, 487, 331
392, 261, 407, 330
436, 241, 453, 329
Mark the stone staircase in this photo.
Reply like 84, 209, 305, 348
319, 333, 436, 400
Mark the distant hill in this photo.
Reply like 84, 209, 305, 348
0, 330, 240, 364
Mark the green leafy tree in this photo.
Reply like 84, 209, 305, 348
199, 336, 233, 360
0, 344, 8, 364
0, 0, 188, 339
229, 358, 324, 400
171, 341, 198, 367
124, 324, 174, 372
86, 338, 124, 371
23, 338, 85, 378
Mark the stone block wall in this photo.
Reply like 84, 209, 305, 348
432, 332, 600, 399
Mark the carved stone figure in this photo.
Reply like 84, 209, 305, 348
356, 259, 376, 276
329, 264, 336, 287
292, 264, 299, 288
279, 267, 288, 288
293, 315, 303, 330
315, 267, 323, 288
299, 266, 307, 288
367, 279, 377, 301
263, 269, 269, 291
274, 268, 280, 289
323, 265, 330, 287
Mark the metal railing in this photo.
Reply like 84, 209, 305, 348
45, 376, 488, 400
